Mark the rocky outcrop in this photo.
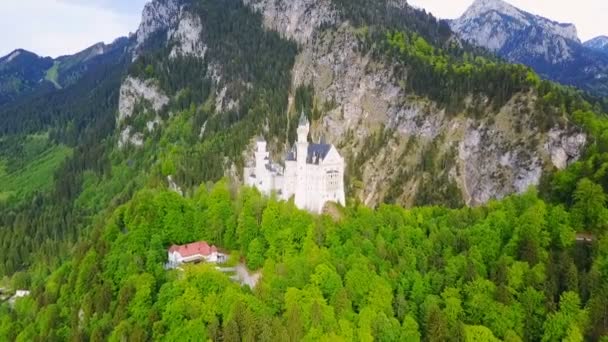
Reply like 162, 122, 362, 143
168, 10, 207, 59
167, 175, 184, 196
133, 0, 180, 59
118, 126, 144, 149
118, 76, 169, 123
117, 77, 168, 149
243, 0, 337, 44
545, 129, 587, 170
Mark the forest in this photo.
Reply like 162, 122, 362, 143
0, 0, 608, 340
1, 180, 607, 341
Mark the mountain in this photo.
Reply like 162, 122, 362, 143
0, 38, 129, 107
0, 49, 54, 105
451, 0, 608, 97
111, 0, 588, 208
584, 35, 608, 54
2, 0, 608, 340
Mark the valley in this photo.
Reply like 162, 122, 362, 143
0, 0, 607, 340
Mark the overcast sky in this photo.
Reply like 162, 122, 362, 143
409, 0, 607, 41
0, 0, 606, 58
0, 0, 147, 58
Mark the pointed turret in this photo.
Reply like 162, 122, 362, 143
298, 110, 309, 126
297, 110, 310, 144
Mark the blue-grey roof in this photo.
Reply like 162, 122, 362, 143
286, 151, 296, 161
285, 145, 296, 161
307, 144, 332, 164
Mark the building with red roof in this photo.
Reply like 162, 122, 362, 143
167, 241, 226, 267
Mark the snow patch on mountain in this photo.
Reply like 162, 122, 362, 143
5, 50, 22, 63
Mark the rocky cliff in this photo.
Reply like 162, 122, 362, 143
120, 0, 588, 207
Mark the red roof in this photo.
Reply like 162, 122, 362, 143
169, 241, 218, 258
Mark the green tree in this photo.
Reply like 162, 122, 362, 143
572, 178, 607, 233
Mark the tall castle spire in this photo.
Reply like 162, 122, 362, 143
298, 110, 309, 126
297, 110, 310, 144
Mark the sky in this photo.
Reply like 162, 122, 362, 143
409, 0, 607, 42
0, 0, 148, 58
0, 0, 606, 58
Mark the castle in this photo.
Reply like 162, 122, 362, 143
244, 113, 346, 213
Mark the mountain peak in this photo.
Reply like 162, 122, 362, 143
1, 49, 35, 60
584, 35, 608, 53
458, 0, 579, 43
451, 0, 608, 96
466, 0, 521, 19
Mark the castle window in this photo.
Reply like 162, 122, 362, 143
326, 170, 339, 191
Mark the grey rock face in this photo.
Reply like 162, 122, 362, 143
118, 126, 145, 149
168, 10, 207, 59
133, 0, 180, 59
243, 0, 337, 45
118, 77, 169, 123
545, 129, 587, 170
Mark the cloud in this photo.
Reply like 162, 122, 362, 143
0, 0, 146, 58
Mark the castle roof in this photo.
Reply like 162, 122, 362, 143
286, 151, 296, 161
169, 241, 218, 258
285, 143, 334, 164
307, 143, 332, 164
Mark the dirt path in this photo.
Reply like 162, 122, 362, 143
217, 263, 261, 288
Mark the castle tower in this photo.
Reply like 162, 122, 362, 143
295, 111, 309, 209
255, 137, 269, 192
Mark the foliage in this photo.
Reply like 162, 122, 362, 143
0, 134, 71, 201
1, 0, 608, 341
0, 183, 606, 340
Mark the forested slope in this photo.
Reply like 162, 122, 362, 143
0, 0, 608, 340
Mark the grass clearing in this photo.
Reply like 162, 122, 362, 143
44, 61, 62, 89
0, 138, 71, 202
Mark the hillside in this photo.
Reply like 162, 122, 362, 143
0, 38, 129, 108
1, 0, 608, 340
0, 134, 71, 201
114, 0, 591, 208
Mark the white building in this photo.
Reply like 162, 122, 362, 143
8, 290, 30, 307
167, 241, 226, 269
244, 113, 346, 213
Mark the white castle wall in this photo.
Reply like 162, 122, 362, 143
245, 118, 345, 214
